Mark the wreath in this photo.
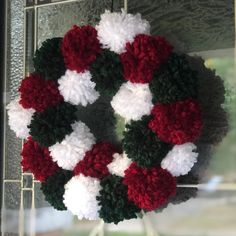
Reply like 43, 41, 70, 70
7, 10, 228, 224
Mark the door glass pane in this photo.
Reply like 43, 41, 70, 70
2, 0, 236, 235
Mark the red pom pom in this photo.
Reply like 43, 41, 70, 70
120, 35, 173, 83
73, 142, 117, 179
62, 25, 101, 73
19, 74, 63, 112
123, 163, 176, 211
149, 99, 203, 144
21, 137, 59, 182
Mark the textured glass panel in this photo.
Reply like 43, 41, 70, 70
4, 0, 24, 180
4, 128, 22, 180
26, 0, 35, 7
128, 0, 234, 52
37, 0, 121, 46
34, 182, 50, 209
2, 184, 21, 234
23, 174, 33, 188
6, 0, 24, 100
25, 9, 35, 74
23, 190, 32, 209
33, 183, 74, 234
4, 182, 21, 209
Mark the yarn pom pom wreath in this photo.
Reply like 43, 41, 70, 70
7, 10, 228, 224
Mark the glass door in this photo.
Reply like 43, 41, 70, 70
2, 0, 236, 235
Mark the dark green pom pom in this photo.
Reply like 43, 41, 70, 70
97, 175, 140, 224
150, 53, 198, 104
29, 102, 77, 147
33, 38, 66, 81
41, 169, 73, 210
90, 49, 124, 96
123, 116, 172, 168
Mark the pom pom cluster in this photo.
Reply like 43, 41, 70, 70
29, 102, 77, 147
63, 175, 101, 220
123, 163, 176, 210
6, 10, 225, 224
33, 37, 66, 81
121, 35, 173, 83
62, 25, 101, 72
7, 98, 35, 139
97, 175, 140, 224
21, 137, 59, 181
123, 116, 172, 167
41, 169, 73, 210
49, 121, 95, 170
96, 10, 150, 54
19, 74, 63, 112
74, 142, 117, 179
58, 70, 99, 106
149, 99, 203, 144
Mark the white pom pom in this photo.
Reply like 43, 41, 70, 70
111, 82, 153, 121
6, 98, 35, 139
49, 122, 95, 170
107, 152, 132, 177
63, 175, 101, 220
161, 143, 198, 177
58, 70, 100, 106
96, 10, 150, 54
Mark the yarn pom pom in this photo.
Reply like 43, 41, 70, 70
33, 37, 66, 81
107, 153, 132, 177
120, 35, 173, 83
41, 169, 73, 210
19, 73, 63, 112
96, 10, 150, 54
97, 175, 140, 224
161, 143, 198, 176
111, 82, 153, 121
21, 137, 59, 182
49, 121, 95, 170
58, 70, 99, 106
123, 163, 176, 210
150, 53, 198, 104
7, 98, 35, 139
63, 175, 101, 220
123, 116, 172, 168
90, 49, 124, 96
62, 25, 101, 73
29, 102, 77, 147
149, 99, 203, 144
74, 142, 117, 179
